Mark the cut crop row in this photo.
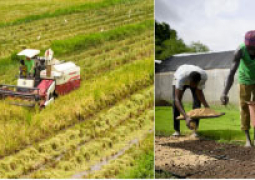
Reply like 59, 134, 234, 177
28, 108, 154, 178
87, 133, 154, 179
0, 86, 153, 178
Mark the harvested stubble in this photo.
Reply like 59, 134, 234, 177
28, 108, 153, 178
87, 133, 154, 179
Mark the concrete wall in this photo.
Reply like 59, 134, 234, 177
155, 69, 240, 105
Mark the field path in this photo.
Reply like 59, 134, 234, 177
155, 136, 255, 178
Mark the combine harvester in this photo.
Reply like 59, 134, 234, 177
0, 49, 80, 107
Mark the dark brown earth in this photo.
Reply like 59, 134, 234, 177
155, 136, 255, 178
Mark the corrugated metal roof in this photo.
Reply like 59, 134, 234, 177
156, 50, 235, 73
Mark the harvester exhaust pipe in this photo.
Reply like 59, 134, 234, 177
45, 49, 54, 77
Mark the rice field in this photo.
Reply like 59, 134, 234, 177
0, 0, 154, 178
0, 0, 103, 24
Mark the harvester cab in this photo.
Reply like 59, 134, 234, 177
17, 49, 42, 88
0, 49, 81, 108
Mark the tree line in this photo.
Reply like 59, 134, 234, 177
155, 21, 209, 60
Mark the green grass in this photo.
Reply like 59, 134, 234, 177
155, 103, 254, 143
117, 149, 154, 179
155, 170, 177, 179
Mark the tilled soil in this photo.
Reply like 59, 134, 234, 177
155, 136, 255, 178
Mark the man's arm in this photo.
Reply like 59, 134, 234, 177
221, 48, 242, 105
196, 89, 209, 108
175, 88, 186, 117
175, 88, 193, 129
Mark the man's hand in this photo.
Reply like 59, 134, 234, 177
196, 89, 209, 108
220, 94, 229, 105
205, 104, 210, 108
185, 116, 193, 130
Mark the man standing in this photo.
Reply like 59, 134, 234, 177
221, 30, 255, 147
172, 64, 210, 137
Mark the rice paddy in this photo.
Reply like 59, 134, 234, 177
0, 0, 154, 178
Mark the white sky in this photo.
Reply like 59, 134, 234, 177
155, 0, 255, 51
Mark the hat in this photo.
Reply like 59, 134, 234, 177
245, 30, 255, 47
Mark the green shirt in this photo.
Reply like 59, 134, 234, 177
24, 59, 34, 74
238, 43, 255, 85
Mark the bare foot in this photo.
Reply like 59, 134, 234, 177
245, 141, 252, 147
172, 131, 181, 136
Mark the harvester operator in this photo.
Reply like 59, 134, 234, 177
172, 64, 210, 137
19, 60, 27, 78
25, 57, 35, 77
221, 30, 255, 147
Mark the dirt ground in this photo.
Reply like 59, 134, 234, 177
155, 136, 255, 178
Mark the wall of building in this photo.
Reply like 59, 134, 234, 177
155, 69, 240, 106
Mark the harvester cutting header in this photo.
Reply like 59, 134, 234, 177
0, 49, 80, 107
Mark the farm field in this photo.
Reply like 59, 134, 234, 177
0, 0, 103, 24
0, 0, 154, 178
155, 104, 255, 178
